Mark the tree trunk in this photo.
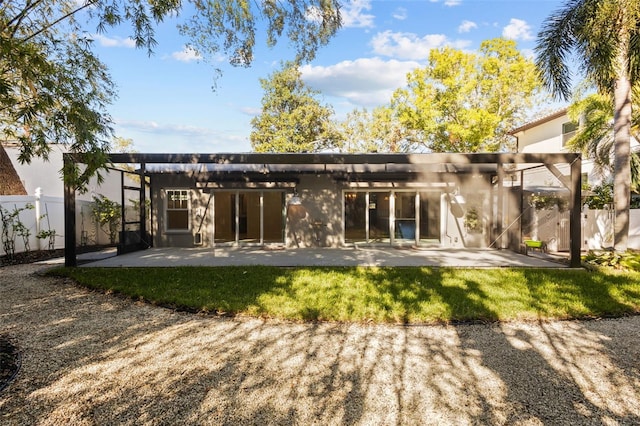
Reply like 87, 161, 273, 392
613, 72, 632, 252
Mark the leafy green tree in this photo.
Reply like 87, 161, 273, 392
1, 0, 342, 189
91, 194, 121, 244
111, 136, 136, 154
535, 0, 640, 252
391, 38, 543, 153
339, 106, 417, 153
250, 63, 341, 153
1, 20, 115, 191
567, 91, 640, 191
584, 181, 614, 209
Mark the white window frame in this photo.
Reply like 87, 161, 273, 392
165, 189, 191, 232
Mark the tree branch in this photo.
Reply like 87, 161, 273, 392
20, 0, 99, 44
5, 0, 47, 37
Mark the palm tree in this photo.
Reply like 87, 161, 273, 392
566, 91, 640, 192
535, 0, 640, 252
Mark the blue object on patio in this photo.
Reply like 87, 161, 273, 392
397, 221, 416, 239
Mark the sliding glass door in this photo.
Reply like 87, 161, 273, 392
344, 190, 440, 245
394, 192, 416, 241
213, 190, 284, 245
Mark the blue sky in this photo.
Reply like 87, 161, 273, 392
87, 0, 567, 153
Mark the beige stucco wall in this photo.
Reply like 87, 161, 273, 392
150, 174, 210, 248
286, 175, 344, 248
150, 173, 346, 248
150, 172, 527, 250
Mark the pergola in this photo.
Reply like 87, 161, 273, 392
63, 152, 582, 267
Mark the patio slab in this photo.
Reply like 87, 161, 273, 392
77, 246, 569, 268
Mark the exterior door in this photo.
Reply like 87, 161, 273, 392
214, 191, 284, 244
394, 192, 416, 242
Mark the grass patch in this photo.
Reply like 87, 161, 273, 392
49, 265, 640, 324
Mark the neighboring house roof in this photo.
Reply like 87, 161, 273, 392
509, 109, 568, 135
0, 143, 27, 195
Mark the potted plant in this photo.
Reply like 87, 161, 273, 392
464, 206, 484, 247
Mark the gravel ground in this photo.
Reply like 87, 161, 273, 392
1, 264, 639, 425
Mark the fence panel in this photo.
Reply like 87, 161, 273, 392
0, 195, 38, 254
630, 209, 640, 250
1, 194, 107, 255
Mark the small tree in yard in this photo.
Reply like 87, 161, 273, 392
91, 195, 121, 244
36, 207, 58, 251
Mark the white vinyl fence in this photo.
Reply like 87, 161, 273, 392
0, 189, 114, 256
583, 208, 640, 250
529, 207, 640, 251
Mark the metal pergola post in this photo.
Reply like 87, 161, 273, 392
570, 156, 582, 268
63, 154, 77, 267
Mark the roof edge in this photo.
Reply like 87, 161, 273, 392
509, 109, 568, 135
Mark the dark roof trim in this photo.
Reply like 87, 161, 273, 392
509, 109, 568, 135
67, 152, 580, 167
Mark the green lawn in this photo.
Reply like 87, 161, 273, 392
49, 263, 640, 324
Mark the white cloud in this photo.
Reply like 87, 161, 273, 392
170, 46, 202, 62
116, 119, 210, 136
502, 18, 534, 41
240, 106, 262, 117
91, 34, 135, 48
114, 119, 250, 152
521, 48, 535, 59
428, 0, 461, 5
341, 0, 375, 28
393, 7, 408, 21
371, 31, 471, 60
300, 58, 421, 107
458, 20, 477, 33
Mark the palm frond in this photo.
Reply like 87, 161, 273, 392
573, 0, 619, 93
631, 151, 640, 192
535, 1, 584, 100
630, 25, 640, 85
566, 92, 615, 178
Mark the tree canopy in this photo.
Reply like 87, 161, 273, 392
250, 63, 340, 153
338, 107, 416, 153
1, 0, 342, 189
391, 38, 543, 153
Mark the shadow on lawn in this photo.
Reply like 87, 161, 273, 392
236, 266, 639, 323
2, 266, 639, 424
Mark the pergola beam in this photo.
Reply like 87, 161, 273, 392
101, 152, 580, 166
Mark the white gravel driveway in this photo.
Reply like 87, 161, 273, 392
1, 264, 639, 425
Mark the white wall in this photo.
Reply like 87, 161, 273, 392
4, 144, 131, 202
513, 113, 609, 188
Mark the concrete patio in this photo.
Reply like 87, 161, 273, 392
73, 246, 569, 268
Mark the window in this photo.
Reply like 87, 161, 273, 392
562, 121, 578, 147
166, 189, 190, 230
